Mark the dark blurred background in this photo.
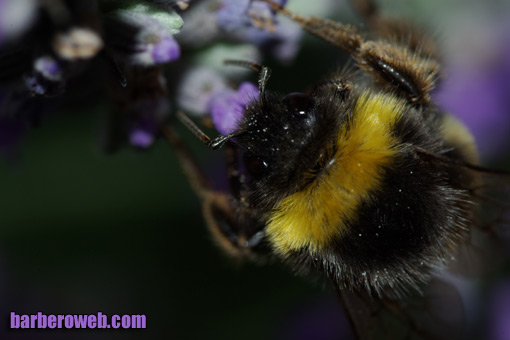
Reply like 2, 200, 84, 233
0, 102, 349, 340
0, 0, 509, 339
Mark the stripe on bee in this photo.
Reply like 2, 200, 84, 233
266, 92, 407, 254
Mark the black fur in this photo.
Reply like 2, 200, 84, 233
235, 77, 354, 211
232, 73, 477, 297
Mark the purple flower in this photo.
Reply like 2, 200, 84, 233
23, 55, 66, 97
216, 0, 302, 62
126, 20, 181, 66
108, 3, 183, 66
435, 21, 510, 161
217, 0, 287, 31
128, 112, 159, 148
0, 0, 37, 47
178, 1, 222, 47
257, 17, 302, 63
208, 82, 259, 135
127, 97, 170, 149
177, 67, 229, 115
151, 35, 180, 63
34, 56, 63, 81
216, 0, 252, 32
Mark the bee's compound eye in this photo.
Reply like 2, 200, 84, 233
243, 152, 269, 178
282, 92, 313, 117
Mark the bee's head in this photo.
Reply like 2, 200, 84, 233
234, 84, 352, 209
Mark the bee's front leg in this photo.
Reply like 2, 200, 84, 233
162, 126, 266, 259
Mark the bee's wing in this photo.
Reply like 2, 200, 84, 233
336, 173, 509, 340
449, 171, 510, 277
470, 172, 510, 238
336, 279, 465, 340
413, 146, 510, 275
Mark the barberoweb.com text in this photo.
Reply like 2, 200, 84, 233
10, 312, 146, 329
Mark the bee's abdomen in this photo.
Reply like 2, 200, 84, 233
312, 113, 475, 296
269, 92, 475, 296
266, 91, 408, 255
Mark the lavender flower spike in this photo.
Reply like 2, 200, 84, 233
24, 55, 66, 97
150, 35, 180, 64
177, 67, 229, 116
34, 55, 63, 82
110, 2, 183, 66
209, 82, 259, 135
128, 97, 170, 149
216, 0, 302, 62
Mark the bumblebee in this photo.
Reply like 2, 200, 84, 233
164, 0, 506, 338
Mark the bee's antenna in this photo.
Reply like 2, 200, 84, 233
224, 60, 271, 109
176, 111, 245, 150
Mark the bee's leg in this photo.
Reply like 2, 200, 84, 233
263, 0, 438, 107
309, 78, 351, 100
225, 140, 252, 206
161, 125, 212, 199
224, 141, 266, 248
162, 126, 264, 257
163, 119, 246, 203
348, 0, 439, 61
